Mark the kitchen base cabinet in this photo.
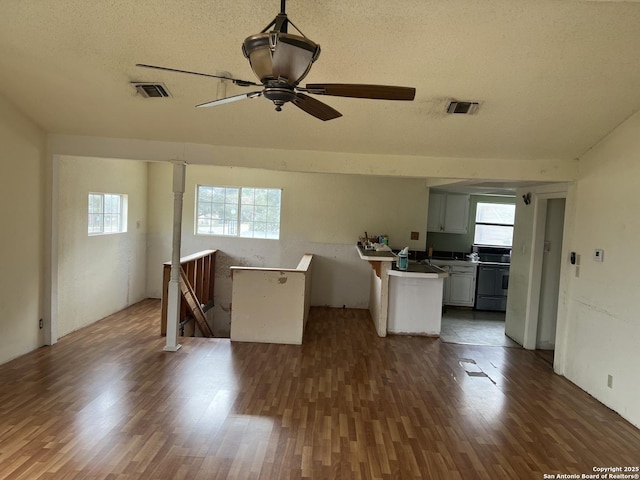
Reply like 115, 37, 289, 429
447, 271, 475, 306
432, 261, 477, 308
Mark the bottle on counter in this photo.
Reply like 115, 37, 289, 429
397, 247, 409, 271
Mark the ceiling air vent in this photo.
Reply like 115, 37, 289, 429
446, 101, 479, 115
132, 82, 171, 98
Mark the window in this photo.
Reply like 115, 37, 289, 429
88, 193, 128, 235
474, 202, 515, 247
196, 185, 281, 239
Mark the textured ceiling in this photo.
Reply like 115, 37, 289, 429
2, 0, 640, 162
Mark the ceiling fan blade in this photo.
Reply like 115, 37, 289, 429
196, 91, 263, 108
136, 63, 261, 87
292, 93, 342, 121
305, 83, 416, 101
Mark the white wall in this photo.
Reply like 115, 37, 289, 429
146, 162, 429, 336
230, 255, 313, 345
560, 110, 640, 427
56, 156, 148, 337
49, 134, 579, 183
507, 110, 640, 428
0, 95, 46, 365
505, 192, 537, 346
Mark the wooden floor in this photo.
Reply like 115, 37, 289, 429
1, 300, 639, 479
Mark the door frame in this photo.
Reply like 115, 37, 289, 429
522, 184, 574, 375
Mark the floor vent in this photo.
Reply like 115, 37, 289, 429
132, 82, 172, 98
447, 101, 479, 115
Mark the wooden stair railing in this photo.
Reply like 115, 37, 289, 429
179, 268, 214, 337
161, 249, 217, 337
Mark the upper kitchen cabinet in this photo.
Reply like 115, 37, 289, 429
427, 192, 470, 234
427, 192, 446, 232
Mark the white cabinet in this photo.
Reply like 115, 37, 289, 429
433, 261, 477, 307
447, 268, 476, 306
427, 192, 469, 234
427, 192, 446, 232
444, 194, 470, 234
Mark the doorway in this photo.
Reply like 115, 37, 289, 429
440, 307, 520, 347
516, 185, 572, 376
534, 198, 566, 365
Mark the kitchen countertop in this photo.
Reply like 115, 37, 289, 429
356, 247, 510, 267
356, 246, 448, 277
389, 262, 448, 279
430, 258, 479, 267
356, 245, 396, 261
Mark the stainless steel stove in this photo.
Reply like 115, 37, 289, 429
473, 246, 511, 311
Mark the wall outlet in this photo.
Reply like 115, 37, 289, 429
594, 249, 604, 262
607, 374, 613, 389
39, 318, 43, 329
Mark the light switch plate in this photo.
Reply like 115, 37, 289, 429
594, 249, 604, 262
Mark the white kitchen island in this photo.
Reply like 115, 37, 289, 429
356, 245, 448, 337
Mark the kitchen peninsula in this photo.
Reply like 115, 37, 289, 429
356, 246, 448, 337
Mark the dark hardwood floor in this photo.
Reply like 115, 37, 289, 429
1, 299, 638, 479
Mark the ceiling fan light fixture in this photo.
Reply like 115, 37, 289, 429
243, 32, 320, 85
136, 0, 415, 120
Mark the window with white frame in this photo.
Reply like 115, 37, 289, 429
196, 185, 281, 239
474, 202, 515, 247
88, 193, 128, 235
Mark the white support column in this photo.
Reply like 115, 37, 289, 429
378, 262, 390, 337
164, 162, 186, 352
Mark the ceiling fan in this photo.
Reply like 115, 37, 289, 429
136, 0, 416, 121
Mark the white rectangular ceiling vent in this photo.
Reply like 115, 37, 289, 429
132, 82, 171, 98
447, 101, 479, 115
